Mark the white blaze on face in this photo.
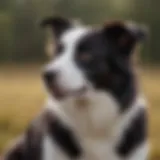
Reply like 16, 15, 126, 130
44, 27, 90, 92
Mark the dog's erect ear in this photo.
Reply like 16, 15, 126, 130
103, 21, 148, 55
40, 16, 72, 38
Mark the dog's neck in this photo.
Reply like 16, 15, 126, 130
46, 90, 139, 140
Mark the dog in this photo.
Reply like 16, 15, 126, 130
3, 17, 148, 160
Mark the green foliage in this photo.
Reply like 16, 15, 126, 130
0, 12, 13, 61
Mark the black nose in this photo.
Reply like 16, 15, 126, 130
43, 71, 56, 84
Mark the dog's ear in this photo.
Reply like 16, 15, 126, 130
103, 21, 148, 55
40, 16, 72, 38
40, 16, 73, 58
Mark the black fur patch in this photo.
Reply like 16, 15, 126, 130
75, 31, 136, 111
4, 140, 25, 160
23, 124, 43, 160
3, 123, 43, 160
116, 108, 147, 157
40, 17, 72, 38
47, 114, 82, 158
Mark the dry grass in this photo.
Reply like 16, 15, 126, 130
0, 65, 160, 160
0, 65, 45, 152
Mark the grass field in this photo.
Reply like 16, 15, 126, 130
0, 65, 160, 160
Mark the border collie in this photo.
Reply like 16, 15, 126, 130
3, 17, 148, 160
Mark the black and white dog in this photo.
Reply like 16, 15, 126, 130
3, 17, 148, 160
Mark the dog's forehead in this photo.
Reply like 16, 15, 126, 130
60, 27, 90, 47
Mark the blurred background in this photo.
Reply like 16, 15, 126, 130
0, 0, 159, 159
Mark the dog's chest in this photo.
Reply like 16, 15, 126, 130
62, 92, 119, 136
43, 135, 116, 160
59, 92, 120, 159
81, 137, 119, 160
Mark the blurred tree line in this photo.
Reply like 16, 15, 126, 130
0, 0, 157, 63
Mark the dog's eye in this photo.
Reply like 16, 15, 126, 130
78, 53, 92, 62
56, 43, 64, 55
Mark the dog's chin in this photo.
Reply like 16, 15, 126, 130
48, 85, 87, 100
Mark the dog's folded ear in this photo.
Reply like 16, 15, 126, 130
40, 16, 72, 38
103, 21, 148, 55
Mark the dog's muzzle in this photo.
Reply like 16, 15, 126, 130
43, 71, 65, 99
43, 71, 87, 100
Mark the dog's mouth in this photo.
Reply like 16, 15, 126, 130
46, 82, 87, 100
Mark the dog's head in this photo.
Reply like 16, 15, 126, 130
41, 17, 147, 106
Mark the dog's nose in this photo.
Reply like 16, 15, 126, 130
43, 71, 57, 84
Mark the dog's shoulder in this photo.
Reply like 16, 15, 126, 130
3, 108, 82, 160
115, 95, 148, 159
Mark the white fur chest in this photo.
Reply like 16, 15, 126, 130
60, 91, 120, 137
59, 92, 121, 160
